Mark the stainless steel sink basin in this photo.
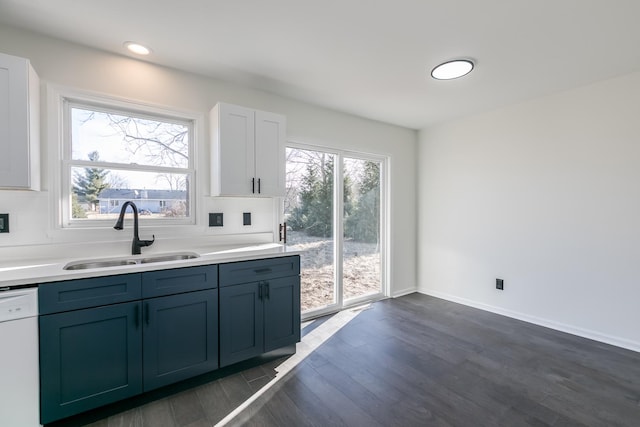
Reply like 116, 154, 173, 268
63, 259, 139, 270
140, 254, 199, 264
63, 252, 200, 270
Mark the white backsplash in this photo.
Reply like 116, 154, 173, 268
0, 190, 280, 262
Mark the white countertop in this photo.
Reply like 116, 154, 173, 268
0, 243, 302, 288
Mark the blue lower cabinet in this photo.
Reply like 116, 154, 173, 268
219, 273, 300, 367
39, 265, 220, 424
143, 289, 218, 391
38, 258, 298, 423
39, 301, 143, 424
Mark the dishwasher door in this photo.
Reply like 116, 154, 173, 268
0, 287, 41, 427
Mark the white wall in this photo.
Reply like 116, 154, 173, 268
0, 24, 417, 296
418, 71, 640, 351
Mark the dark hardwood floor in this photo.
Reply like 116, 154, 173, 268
82, 293, 640, 426
231, 294, 640, 426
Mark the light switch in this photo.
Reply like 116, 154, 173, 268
0, 213, 8, 233
209, 213, 223, 227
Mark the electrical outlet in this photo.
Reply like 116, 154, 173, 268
496, 278, 504, 290
243, 212, 251, 226
0, 213, 8, 233
209, 213, 223, 227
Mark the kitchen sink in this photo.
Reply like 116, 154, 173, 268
64, 259, 139, 270
140, 254, 199, 263
63, 252, 200, 270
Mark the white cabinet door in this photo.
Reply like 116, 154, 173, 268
211, 103, 285, 197
255, 110, 285, 197
211, 103, 255, 196
0, 52, 40, 190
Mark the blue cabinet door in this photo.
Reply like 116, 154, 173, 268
264, 275, 301, 353
219, 282, 264, 367
143, 289, 218, 391
39, 301, 143, 424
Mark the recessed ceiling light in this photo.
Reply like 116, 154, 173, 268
431, 59, 474, 80
124, 41, 152, 55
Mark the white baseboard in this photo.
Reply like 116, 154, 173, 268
392, 287, 417, 298
418, 289, 640, 354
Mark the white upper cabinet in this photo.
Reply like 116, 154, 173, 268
0, 52, 40, 190
210, 103, 286, 197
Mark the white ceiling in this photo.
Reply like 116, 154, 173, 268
1, 0, 640, 129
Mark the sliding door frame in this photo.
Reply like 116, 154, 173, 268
285, 141, 390, 321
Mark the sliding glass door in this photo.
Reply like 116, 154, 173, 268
285, 148, 337, 312
342, 157, 382, 303
285, 145, 386, 318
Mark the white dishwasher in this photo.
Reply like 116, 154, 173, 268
0, 287, 41, 427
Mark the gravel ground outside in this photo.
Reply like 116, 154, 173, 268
287, 230, 381, 312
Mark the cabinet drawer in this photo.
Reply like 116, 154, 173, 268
39, 274, 142, 315
219, 256, 300, 286
142, 265, 218, 298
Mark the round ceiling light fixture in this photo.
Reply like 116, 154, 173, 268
431, 59, 474, 80
124, 41, 152, 55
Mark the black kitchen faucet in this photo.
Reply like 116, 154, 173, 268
113, 201, 155, 255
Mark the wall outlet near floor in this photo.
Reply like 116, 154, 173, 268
0, 213, 8, 233
496, 278, 504, 290
209, 212, 223, 227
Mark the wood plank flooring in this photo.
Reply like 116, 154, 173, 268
74, 293, 640, 426
231, 294, 640, 426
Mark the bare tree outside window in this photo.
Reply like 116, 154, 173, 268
99, 113, 189, 168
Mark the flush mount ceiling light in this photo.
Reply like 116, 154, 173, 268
124, 41, 152, 55
431, 59, 474, 80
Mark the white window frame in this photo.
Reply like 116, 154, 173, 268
47, 86, 201, 233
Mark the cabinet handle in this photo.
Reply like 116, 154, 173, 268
145, 303, 150, 325
258, 178, 261, 194
258, 282, 263, 299
254, 267, 272, 274
252, 177, 255, 194
265, 282, 270, 299
279, 222, 287, 244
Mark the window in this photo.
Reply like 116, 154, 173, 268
61, 99, 194, 227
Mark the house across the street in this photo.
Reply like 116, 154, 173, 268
97, 188, 186, 215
